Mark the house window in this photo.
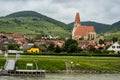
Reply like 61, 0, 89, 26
112, 46, 115, 48
116, 46, 120, 48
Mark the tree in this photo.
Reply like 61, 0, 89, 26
35, 35, 41, 40
64, 39, 78, 49
63, 39, 78, 53
55, 45, 61, 53
112, 37, 118, 43
99, 39, 104, 44
48, 43, 55, 51
105, 45, 111, 50
27, 39, 34, 43
8, 44, 19, 50
88, 45, 95, 52
78, 47, 83, 52
68, 44, 78, 53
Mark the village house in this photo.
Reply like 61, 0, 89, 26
34, 40, 65, 48
22, 43, 47, 53
107, 42, 120, 54
40, 34, 61, 40
24, 34, 36, 40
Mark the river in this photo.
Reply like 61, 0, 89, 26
0, 73, 120, 80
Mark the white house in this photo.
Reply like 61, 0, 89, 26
107, 42, 120, 54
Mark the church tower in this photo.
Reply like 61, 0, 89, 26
72, 12, 81, 39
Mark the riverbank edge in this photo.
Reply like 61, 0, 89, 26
46, 70, 120, 74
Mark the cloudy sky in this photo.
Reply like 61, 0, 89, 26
0, 0, 119, 24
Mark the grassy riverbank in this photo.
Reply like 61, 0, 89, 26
0, 55, 120, 73
16, 56, 120, 72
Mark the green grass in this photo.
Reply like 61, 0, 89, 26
0, 55, 120, 72
15, 55, 120, 71
0, 55, 6, 69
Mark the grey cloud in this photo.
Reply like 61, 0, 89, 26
0, 0, 119, 24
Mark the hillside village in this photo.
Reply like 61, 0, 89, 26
0, 12, 119, 55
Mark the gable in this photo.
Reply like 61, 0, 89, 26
107, 42, 120, 51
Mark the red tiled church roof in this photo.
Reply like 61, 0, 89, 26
74, 26, 95, 37
75, 12, 80, 23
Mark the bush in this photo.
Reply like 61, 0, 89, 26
22, 52, 120, 57
68, 44, 78, 53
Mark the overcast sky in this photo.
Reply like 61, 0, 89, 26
0, 0, 119, 24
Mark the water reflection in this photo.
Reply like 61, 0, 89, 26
0, 73, 120, 80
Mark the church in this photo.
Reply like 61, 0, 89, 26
72, 13, 96, 40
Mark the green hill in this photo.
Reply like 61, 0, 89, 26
109, 21, 120, 32
104, 21, 120, 41
0, 11, 70, 37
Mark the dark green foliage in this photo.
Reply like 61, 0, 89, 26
63, 39, 78, 53
27, 39, 35, 43
78, 47, 83, 52
99, 39, 104, 44
0, 59, 6, 69
35, 35, 41, 40
68, 44, 78, 53
88, 45, 95, 52
48, 43, 55, 51
8, 44, 19, 50
55, 45, 61, 53
112, 37, 118, 43
22, 52, 120, 57
12, 19, 22, 25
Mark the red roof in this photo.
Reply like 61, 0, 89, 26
74, 26, 95, 37
75, 12, 80, 24
12, 33, 21, 37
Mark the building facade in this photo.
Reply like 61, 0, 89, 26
107, 42, 120, 54
72, 13, 96, 40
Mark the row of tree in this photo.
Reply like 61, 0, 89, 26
48, 39, 82, 53
48, 37, 118, 53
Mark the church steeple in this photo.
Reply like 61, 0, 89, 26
72, 12, 81, 39
74, 12, 81, 28
75, 12, 80, 24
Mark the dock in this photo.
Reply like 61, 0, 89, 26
0, 58, 46, 76
0, 70, 46, 76
8, 70, 45, 76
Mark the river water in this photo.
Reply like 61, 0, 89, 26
0, 73, 120, 80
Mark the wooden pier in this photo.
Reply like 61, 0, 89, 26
0, 70, 46, 76
0, 58, 45, 76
